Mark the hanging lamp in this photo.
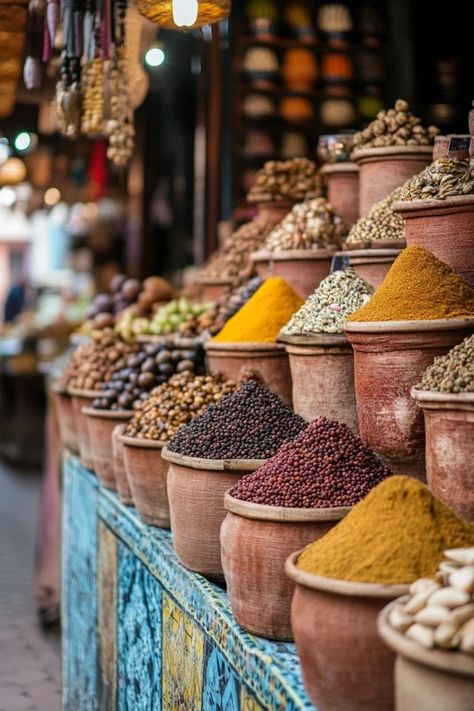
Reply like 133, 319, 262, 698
136, 0, 231, 30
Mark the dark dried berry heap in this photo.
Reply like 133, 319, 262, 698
167, 380, 306, 460
230, 418, 392, 508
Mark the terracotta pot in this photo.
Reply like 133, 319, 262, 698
320, 162, 359, 227
411, 389, 474, 521
257, 201, 295, 225
83, 408, 133, 491
120, 435, 170, 527
352, 146, 433, 217
112, 424, 133, 505
433, 134, 470, 161
338, 248, 403, 289
205, 341, 292, 407
393, 196, 474, 287
378, 602, 474, 711
68, 388, 98, 470
221, 494, 349, 640
250, 249, 335, 299
162, 448, 266, 581
197, 278, 233, 302
52, 384, 78, 453
280, 333, 358, 433
344, 319, 474, 479
250, 250, 271, 280
286, 552, 408, 711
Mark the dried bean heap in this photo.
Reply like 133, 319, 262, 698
247, 158, 323, 204
399, 158, 474, 201
281, 269, 373, 335
66, 330, 139, 392
264, 198, 346, 252
124, 372, 237, 442
167, 380, 306, 460
230, 418, 391, 508
346, 186, 406, 244
352, 99, 439, 150
388, 548, 474, 654
416, 335, 474, 393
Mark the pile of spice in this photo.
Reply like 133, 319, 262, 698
167, 379, 306, 460
124, 372, 237, 442
352, 99, 439, 150
229, 418, 391, 508
264, 198, 346, 252
347, 246, 474, 322
416, 335, 474, 394
247, 158, 323, 204
388, 547, 474, 653
212, 277, 303, 343
297, 476, 474, 584
65, 330, 139, 392
281, 269, 373, 335
398, 158, 474, 201
345, 184, 406, 244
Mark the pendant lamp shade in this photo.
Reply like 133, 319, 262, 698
136, 0, 231, 30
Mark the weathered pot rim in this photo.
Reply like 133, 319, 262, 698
205, 340, 286, 353
336, 248, 403, 258
119, 433, 165, 449
68, 387, 101, 398
224, 492, 351, 522
393, 194, 474, 214
320, 162, 358, 175
251, 248, 337, 262
344, 239, 406, 251
162, 446, 267, 471
411, 387, 474, 408
82, 406, 134, 420
285, 550, 410, 598
378, 601, 474, 677
277, 332, 349, 347
344, 318, 474, 334
351, 145, 433, 162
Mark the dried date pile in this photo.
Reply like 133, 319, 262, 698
264, 198, 346, 252
247, 158, 323, 204
352, 99, 439, 150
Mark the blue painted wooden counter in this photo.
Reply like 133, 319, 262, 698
62, 453, 315, 710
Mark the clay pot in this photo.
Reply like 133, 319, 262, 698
393, 196, 474, 287
280, 333, 358, 433
411, 389, 474, 522
378, 602, 474, 711
433, 134, 470, 161
68, 388, 98, 470
344, 319, 474, 479
286, 551, 408, 711
120, 435, 170, 527
337, 248, 403, 289
112, 424, 133, 505
320, 162, 359, 227
205, 341, 292, 406
257, 201, 295, 225
83, 408, 132, 490
162, 448, 266, 581
250, 250, 271, 280
197, 278, 233, 302
251, 249, 335, 299
352, 146, 433, 217
221, 494, 349, 640
52, 384, 78, 453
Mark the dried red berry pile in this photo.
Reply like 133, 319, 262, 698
230, 418, 392, 508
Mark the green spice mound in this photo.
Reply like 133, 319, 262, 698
297, 476, 474, 584
416, 335, 474, 393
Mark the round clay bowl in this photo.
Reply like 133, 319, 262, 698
378, 601, 474, 711
162, 447, 266, 582
248, 249, 335, 299
83, 407, 133, 491
120, 435, 170, 528
286, 551, 408, 711
320, 162, 359, 227
344, 319, 474, 479
393, 196, 474, 287
196, 277, 233, 302
52, 384, 78, 453
256, 200, 295, 225
336, 248, 403, 289
221, 494, 350, 640
411, 389, 474, 521
68, 387, 99, 470
351, 146, 433, 217
204, 341, 292, 407
279, 333, 358, 433
112, 424, 133, 505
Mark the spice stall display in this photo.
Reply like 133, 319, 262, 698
285, 476, 474, 711
345, 246, 474, 478
221, 417, 391, 639
162, 380, 306, 580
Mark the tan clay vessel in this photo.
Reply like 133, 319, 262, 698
196, 278, 233, 302
352, 146, 433, 216
249, 249, 335, 299
378, 601, 474, 711
83, 407, 132, 490
221, 494, 349, 640
257, 201, 295, 225
344, 319, 474, 479
320, 162, 359, 226
286, 551, 408, 711
205, 341, 292, 407
337, 248, 403, 289
120, 435, 170, 527
112, 424, 133, 505
411, 389, 474, 522
52, 384, 78, 453
279, 333, 358, 433
162, 448, 266, 582
68, 387, 99, 470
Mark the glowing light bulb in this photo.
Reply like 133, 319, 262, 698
145, 46, 165, 67
172, 0, 199, 27
14, 132, 32, 152
44, 187, 61, 206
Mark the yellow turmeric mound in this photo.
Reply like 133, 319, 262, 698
348, 246, 474, 322
212, 277, 304, 343
297, 476, 474, 584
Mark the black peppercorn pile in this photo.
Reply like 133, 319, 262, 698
230, 418, 392, 508
167, 380, 306, 460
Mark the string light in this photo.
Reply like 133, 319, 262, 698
145, 45, 165, 67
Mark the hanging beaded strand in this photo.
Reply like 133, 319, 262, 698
107, 0, 135, 166
56, 0, 83, 137
81, 0, 105, 135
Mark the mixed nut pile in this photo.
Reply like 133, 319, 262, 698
264, 198, 346, 252
352, 99, 439, 150
65, 330, 139, 392
399, 158, 474, 201
416, 335, 474, 394
247, 158, 323, 203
